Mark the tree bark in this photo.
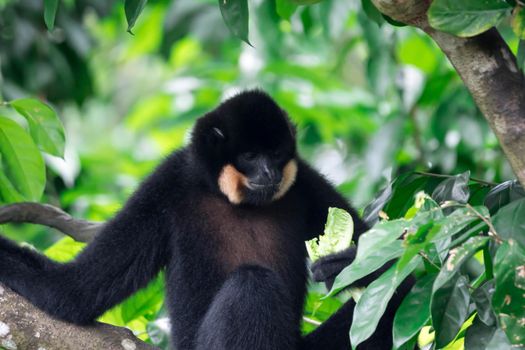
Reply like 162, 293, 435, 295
0, 284, 159, 350
372, 0, 525, 187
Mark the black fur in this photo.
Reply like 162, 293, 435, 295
0, 90, 406, 349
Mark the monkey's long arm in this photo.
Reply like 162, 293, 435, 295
296, 160, 369, 241
0, 178, 171, 324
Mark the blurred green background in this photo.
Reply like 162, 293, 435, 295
0, 0, 518, 347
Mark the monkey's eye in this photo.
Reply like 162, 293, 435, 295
240, 152, 257, 161
271, 150, 283, 158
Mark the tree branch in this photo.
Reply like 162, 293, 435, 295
0, 203, 102, 243
0, 284, 159, 350
372, 0, 525, 187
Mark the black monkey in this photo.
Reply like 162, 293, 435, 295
0, 91, 408, 349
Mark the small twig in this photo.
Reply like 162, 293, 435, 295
418, 251, 440, 270
414, 171, 497, 187
302, 316, 322, 327
465, 204, 503, 244
0, 202, 102, 242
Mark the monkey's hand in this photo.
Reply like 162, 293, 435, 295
310, 246, 391, 291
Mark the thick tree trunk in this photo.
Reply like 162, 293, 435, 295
372, 0, 525, 186
0, 284, 159, 350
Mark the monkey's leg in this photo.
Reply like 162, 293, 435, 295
195, 265, 298, 350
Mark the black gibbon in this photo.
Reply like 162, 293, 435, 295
0, 91, 410, 349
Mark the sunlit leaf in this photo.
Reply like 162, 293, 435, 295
350, 257, 420, 348
11, 98, 65, 157
0, 116, 45, 202
44, 0, 59, 31
431, 275, 470, 348
512, 6, 525, 39
44, 237, 85, 262
392, 274, 435, 349
428, 0, 512, 37
121, 275, 165, 323
219, 0, 251, 45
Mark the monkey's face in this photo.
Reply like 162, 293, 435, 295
218, 151, 297, 205
192, 90, 298, 205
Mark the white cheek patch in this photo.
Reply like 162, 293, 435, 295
273, 160, 298, 200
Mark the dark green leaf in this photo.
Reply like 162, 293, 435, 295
219, 0, 251, 45
431, 275, 470, 348
492, 240, 525, 346
10, 98, 66, 157
0, 116, 45, 202
433, 236, 489, 291
125, 0, 148, 33
428, 0, 512, 37
44, 0, 59, 31
466, 316, 515, 349
471, 281, 496, 326
492, 197, 525, 247
361, 0, 384, 26
484, 180, 525, 215
350, 257, 421, 348
329, 240, 404, 296
431, 171, 470, 204
392, 275, 434, 349
517, 40, 525, 71
362, 181, 392, 226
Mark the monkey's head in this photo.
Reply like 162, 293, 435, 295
191, 90, 298, 205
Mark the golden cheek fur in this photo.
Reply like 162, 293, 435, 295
273, 160, 297, 200
218, 165, 249, 204
218, 160, 298, 204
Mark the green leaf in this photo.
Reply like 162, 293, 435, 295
431, 171, 470, 204
0, 116, 45, 201
306, 207, 354, 261
349, 257, 421, 348
361, 0, 384, 26
492, 197, 525, 247
471, 282, 496, 326
10, 98, 66, 157
44, 237, 85, 262
492, 240, 525, 346
121, 275, 165, 323
44, 0, 59, 31
517, 40, 525, 71
276, 0, 298, 20
431, 275, 470, 348
484, 180, 525, 214
433, 236, 489, 291
512, 6, 525, 39
464, 317, 513, 350
219, 0, 251, 45
125, 0, 148, 33
428, 0, 512, 37
392, 274, 435, 349
355, 219, 408, 260
329, 240, 404, 296
290, 0, 324, 4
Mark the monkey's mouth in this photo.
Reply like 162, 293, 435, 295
247, 182, 280, 191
